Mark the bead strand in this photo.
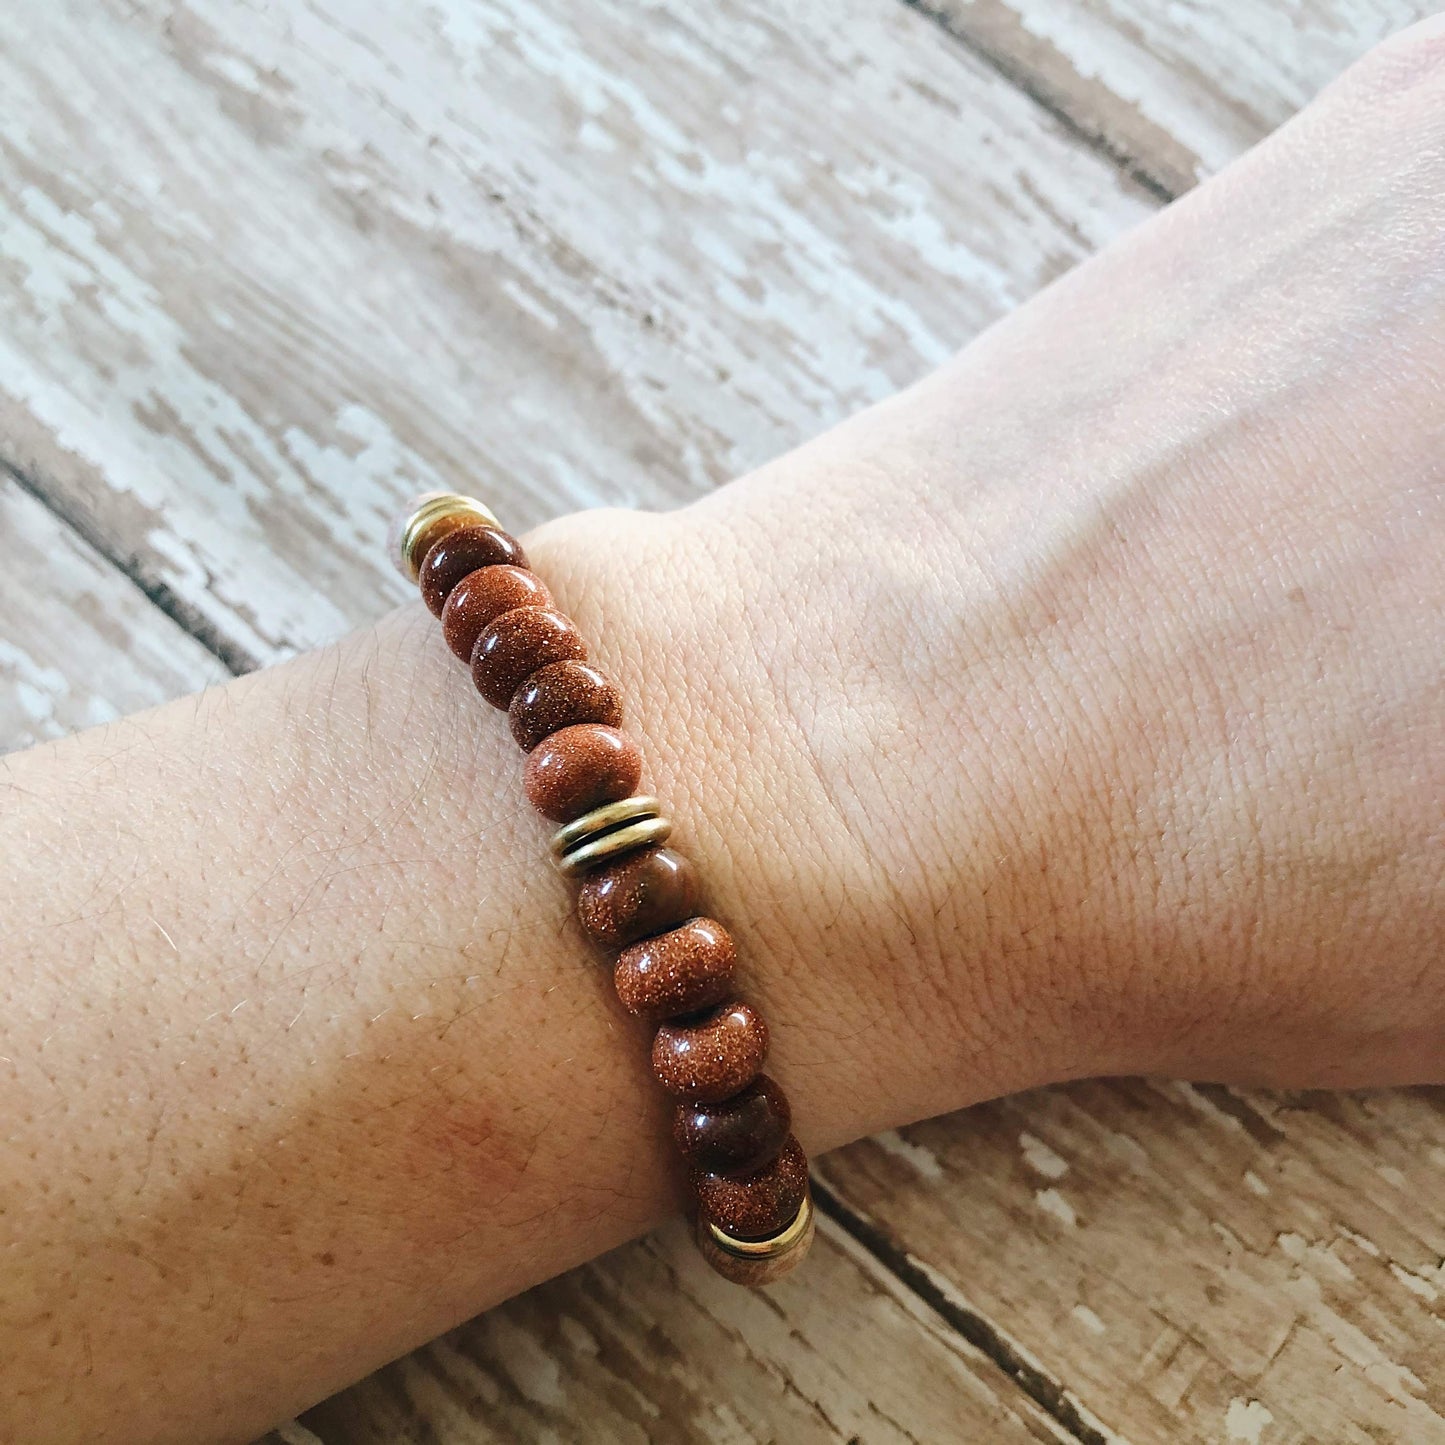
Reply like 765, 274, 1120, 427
392, 492, 813, 1286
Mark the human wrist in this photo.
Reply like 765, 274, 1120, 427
515, 500, 1120, 1136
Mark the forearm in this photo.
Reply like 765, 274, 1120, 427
2, 604, 664, 1439
0, 523, 1029, 1444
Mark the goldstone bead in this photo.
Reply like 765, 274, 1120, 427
440, 565, 551, 663
674, 1075, 791, 1175
419, 524, 527, 617
652, 1000, 768, 1102
508, 661, 623, 752
694, 1136, 809, 1240
471, 607, 587, 709
576, 846, 698, 950
614, 916, 736, 1020
523, 724, 643, 823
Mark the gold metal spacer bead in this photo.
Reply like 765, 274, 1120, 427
393, 491, 501, 582
551, 796, 671, 877
550, 795, 661, 857
556, 817, 672, 876
696, 1191, 815, 1287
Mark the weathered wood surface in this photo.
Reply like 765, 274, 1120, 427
919, 0, 1427, 196
305, 1217, 1075, 1444
0, 0, 1150, 669
2, 1, 1441, 1442
0, 474, 221, 749
819, 1086, 1445, 1444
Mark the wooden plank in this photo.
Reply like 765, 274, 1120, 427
0, 475, 222, 750
916, 0, 1433, 195
0, 0, 1152, 665
817, 1083, 1445, 1443
303, 1217, 1077, 1444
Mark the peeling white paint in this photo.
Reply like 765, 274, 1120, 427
1035, 1188, 1078, 1228
1020, 1131, 1069, 1180
1225, 1397, 1274, 1443
873, 1129, 945, 1181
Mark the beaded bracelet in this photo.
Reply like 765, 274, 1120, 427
390, 492, 813, 1286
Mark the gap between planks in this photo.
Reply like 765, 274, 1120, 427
814, 1181, 1111, 1445
898, 0, 1180, 203
2, 458, 257, 677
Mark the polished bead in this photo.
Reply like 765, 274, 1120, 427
419, 524, 528, 617
652, 1000, 768, 1102
576, 846, 699, 950
694, 1136, 809, 1240
471, 607, 587, 709
508, 661, 624, 752
615, 917, 736, 1020
696, 1190, 814, 1286
523, 724, 643, 823
674, 1075, 791, 1175
390, 492, 500, 582
440, 566, 551, 663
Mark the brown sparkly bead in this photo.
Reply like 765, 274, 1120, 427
674, 1075, 792, 1176
577, 846, 699, 951
440, 566, 552, 663
419, 524, 528, 617
523, 724, 642, 823
508, 661, 623, 752
614, 917, 736, 1020
471, 607, 587, 709
652, 1000, 768, 1102
694, 1136, 809, 1240
402, 510, 474, 580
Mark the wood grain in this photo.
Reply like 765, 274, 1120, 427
304, 1217, 1075, 1444
2, 1, 1440, 1442
917, 0, 1431, 196
0, 474, 221, 750
819, 1083, 1445, 1443
0, 0, 1151, 667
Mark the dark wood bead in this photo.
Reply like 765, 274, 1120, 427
440, 566, 551, 663
614, 917, 736, 1020
694, 1136, 809, 1240
577, 846, 699, 950
508, 661, 623, 752
471, 607, 587, 709
419, 524, 528, 616
523, 724, 642, 823
652, 1000, 768, 1102
674, 1075, 792, 1176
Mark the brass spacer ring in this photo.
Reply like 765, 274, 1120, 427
555, 815, 672, 877
704, 1193, 815, 1259
550, 795, 662, 857
396, 492, 501, 581
696, 1192, 815, 1286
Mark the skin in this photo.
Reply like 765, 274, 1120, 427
2, 22, 1442, 1444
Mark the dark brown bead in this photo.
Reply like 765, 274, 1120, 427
523, 724, 642, 823
674, 1075, 792, 1176
652, 1000, 768, 1102
471, 607, 587, 709
577, 846, 699, 950
694, 1136, 809, 1240
508, 661, 623, 752
440, 566, 551, 663
615, 917, 736, 1020
419, 524, 528, 616
405, 510, 474, 581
